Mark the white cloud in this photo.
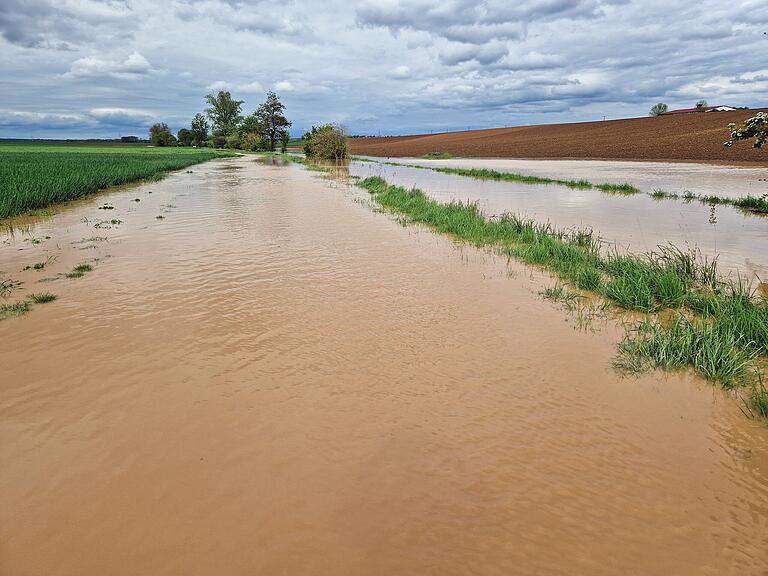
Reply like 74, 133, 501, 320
65, 51, 155, 79
274, 80, 295, 92
206, 80, 264, 93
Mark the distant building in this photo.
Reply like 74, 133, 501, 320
121, 136, 139, 143
661, 104, 738, 115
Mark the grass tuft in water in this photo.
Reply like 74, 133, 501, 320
418, 152, 454, 159
0, 300, 31, 320
29, 292, 57, 304
66, 263, 93, 278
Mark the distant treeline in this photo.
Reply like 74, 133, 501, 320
149, 89, 348, 159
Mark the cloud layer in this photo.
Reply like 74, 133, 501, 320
1, 0, 766, 138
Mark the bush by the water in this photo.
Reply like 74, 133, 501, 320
303, 124, 348, 160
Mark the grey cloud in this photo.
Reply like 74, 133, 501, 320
1, 0, 767, 138
0, 0, 133, 48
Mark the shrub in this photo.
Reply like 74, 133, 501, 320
303, 124, 348, 160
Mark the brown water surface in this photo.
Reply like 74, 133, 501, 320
2, 157, 768, 575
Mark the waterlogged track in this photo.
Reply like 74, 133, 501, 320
2, 157, 768, 575
350, 160, 768, 280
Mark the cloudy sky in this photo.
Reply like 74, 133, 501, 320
0, 0, 766, 138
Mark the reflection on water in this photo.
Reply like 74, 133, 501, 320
1, 156, 768, 575
349, 161, 768, 280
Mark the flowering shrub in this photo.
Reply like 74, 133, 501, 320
725, 112, 767, 148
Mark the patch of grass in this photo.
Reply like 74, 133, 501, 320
418, 152, 454, 159
0, 300, 31, 320
651, 189, 679, 200
1, 277, 22, 296
29, 292, 57, 304
66, 263, 93, 278
357, 175, 768, 401
595, 182, 641, 195
616, 317, 756, 388
732, 194, 768, 214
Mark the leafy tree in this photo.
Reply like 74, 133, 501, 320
190, 113, 209, 146
205, 91, 244, 134
649, 103, 668, 117
725, 112, 767, 148
238, 113, 262, 137
696, 100, 708, 108
149, 122, 174, 146
303, 124, 348, 160
177, 128, 193, 146
279, 130, 290, 153
225, 133, 242, 149
210, 131, 227, 149
243, 132, 267, 151
254, 91, 292, 151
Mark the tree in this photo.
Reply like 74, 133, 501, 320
177, 128, 193, 146
210, 131, 227, 149
254, 91, 292, 151
649, 103, 668, 117
279, 130, 290, 153
696, 100, 708, 108
303, 124, 348, 160
205, 91, 244, 134
725, 112, 767, 149
238, 113, 262, 137
149, 122, 174, 146
191, 113, 209, 146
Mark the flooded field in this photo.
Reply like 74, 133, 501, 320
2, 156, 768, 575
371, 157, 768, 199
350, 160, 768, 280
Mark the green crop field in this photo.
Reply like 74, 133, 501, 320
0, 143, 235, 219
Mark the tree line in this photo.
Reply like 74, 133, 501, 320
149, 90, 292, 152
148, 90, 348, 159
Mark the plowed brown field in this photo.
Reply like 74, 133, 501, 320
350, 109, 768, 165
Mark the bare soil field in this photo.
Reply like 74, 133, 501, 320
350, 109, 768, 165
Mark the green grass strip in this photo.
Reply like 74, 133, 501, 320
357, 175, 768, 416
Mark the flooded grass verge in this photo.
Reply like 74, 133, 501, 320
0, 292, 57, 321
358, 175, 768, 417
382, 160, 768, 214
382, 162, 641, 194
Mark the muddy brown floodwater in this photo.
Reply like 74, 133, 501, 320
2, 156, 768, 575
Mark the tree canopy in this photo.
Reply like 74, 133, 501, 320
254, 91, 291, 151
649, 103, 668, 117
149, 122, 174, 146
205, 91, 244, 135
190, 113, 209, 145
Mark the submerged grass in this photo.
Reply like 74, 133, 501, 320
374, 160, 768, 215
0, 300, 31, 320
418, 152, 455, 159
357, 175, 768, 416
29, 292, 57, 304
65, 263, 93, 278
